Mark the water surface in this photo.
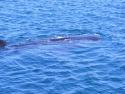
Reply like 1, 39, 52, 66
0, 0, 125, 94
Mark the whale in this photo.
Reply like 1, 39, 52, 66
0, 35, 100, 48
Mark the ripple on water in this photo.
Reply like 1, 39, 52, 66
0, 0, 125, 94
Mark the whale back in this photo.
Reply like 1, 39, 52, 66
49, 35, 100, 42
1, 35, 100, 48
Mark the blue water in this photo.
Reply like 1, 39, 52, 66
0, 0, 125, 94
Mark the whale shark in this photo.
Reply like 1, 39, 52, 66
0, 35, 100, 48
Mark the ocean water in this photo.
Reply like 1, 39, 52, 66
0, 0, 125, 94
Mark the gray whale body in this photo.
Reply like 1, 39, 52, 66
0, 35, 100, 48
49, 35, 99, 41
